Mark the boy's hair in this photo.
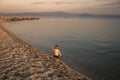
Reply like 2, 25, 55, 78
55, 44, 59, 48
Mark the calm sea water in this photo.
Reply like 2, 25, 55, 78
3, 17, 120, 80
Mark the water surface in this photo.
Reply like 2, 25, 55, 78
3, 17, 120, 80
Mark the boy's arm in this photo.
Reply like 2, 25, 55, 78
51, 47, 54, 51
59, 51, 62, 56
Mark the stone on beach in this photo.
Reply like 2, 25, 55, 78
0, 16, 39, 23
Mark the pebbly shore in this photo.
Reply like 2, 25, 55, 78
0, 23, 91, 80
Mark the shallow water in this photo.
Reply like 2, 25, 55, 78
3, 17, 120, 80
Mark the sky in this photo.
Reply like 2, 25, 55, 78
0, 0, 120, 15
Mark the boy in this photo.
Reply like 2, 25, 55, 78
52, 44, 62, 59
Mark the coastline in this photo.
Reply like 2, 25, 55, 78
0, 23, 91, 80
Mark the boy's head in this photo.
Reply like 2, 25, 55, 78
55, 44, 59, 49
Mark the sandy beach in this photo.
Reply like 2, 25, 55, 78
0, 24, 91, 80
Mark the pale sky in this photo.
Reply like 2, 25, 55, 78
0, 0, 120, 14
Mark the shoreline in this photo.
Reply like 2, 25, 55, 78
0, 23, 91, 80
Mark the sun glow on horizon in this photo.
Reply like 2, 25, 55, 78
0, 0, 120, 15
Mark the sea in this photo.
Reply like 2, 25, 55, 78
3, 17, 120, 80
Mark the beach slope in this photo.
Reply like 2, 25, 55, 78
0, 24, 91, 80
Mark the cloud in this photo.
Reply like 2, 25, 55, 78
31, 1, 45, 5
31, 1, 87, 5
54, 1, 84, 5
54, 1, 66, 5
102, 1, 120, 7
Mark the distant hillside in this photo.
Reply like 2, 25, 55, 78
0, 12, 70, 16
0, 12, 120, 18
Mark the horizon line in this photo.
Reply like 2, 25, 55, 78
0, 12, 120, 16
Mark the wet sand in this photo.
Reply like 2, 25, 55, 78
0, 24, 91, 80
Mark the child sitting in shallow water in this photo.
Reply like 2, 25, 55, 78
52, 44, 62, 59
